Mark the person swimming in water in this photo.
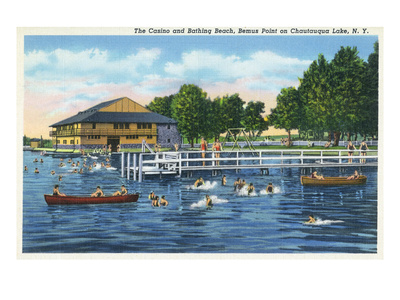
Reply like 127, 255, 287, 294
34, 168, 39, 173
266, 182, 274, 193
50, 170, 55, 175
247, 183, 255, 195
148, 191, 157, 206
221, 175, 227, 186
91, 186, 104, 197
152, 196, 160, 207
238, 179, 246, 190
194, 177, 205, 187
113, 185, 128, 196
160, 195, 169, 206
305, 215, 316, 224
206, 195, 213, 208
52, 184, 66, 196
234, 178, 241, 191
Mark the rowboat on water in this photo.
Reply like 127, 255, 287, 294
300, 175, 367, 186
44, 193, 139, 205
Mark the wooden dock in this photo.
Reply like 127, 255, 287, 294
120, 149, 378, 182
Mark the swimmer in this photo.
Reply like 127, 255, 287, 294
194, 177, 205, 188
68, 158, 72, 163
24, 166, 28, 171
206, 195, 213, 208
33, 158, 38, 163
105, 163, 111, 168
72, 169, 78, 173
239, 179, 246, 190
52, 184, 66, 196
79, 168, 83, 174
247, 183, 255, 195
152, 196, 160, 207
266, 182, 274, 193
160, 195, 169, 206
58, 175, 63, 181
113, 185, 128, 196
200, 137, 207, 166
88, 165, 92, 171
305, 215, 316, 224
149, 191, 156, 202
234, 178, 241, 191
40, 159, 44, 163
71, 162, 76, 167
50, 170, 55, 175
34, 168, 39, 173
91, 186, 104, 197
101, 162, 105, 168
76, 161, 80, 166
221, 175, 227, 186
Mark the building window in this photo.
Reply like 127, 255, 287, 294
70, 140, 74, 144
127, 135, 139, 140
147, 135, 153, 139
125, 123, 129, 129
63, 140, 67, 144
92, 123, 96, 129
168, 139, 171, 143
167, 124, 171, 129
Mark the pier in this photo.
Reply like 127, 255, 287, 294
120, 149, 378, 182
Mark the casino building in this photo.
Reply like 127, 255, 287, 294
49, 97, 181, 151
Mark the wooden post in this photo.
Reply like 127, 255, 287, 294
133, 153, 137, 181
127, 153, 130, 179
121, 152, 125, 178
138, 153, 143, 182
179, 153, 182, 176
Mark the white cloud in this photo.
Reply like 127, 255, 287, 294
24, 47, 162, 81
164, 49, 312, 80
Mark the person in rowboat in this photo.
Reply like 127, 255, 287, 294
347, 170, 360, 180
310, 171, 325, 180
113, 185, 128, 196
53, 184, 66, 196
91, 186, 104, 197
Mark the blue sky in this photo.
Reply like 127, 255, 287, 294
23, 33, 378, 137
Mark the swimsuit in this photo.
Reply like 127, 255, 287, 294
361, 144, 367, 154
267, 186, 273, 193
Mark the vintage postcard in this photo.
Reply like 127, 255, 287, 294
17, 27, 383, 258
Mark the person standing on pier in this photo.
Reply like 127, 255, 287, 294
200, 137, 208, 166
347, 141, 355, 163
360, 141, 369, 164
212, 138, 222, 166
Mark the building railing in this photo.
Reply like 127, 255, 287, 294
49, 128, 158, 137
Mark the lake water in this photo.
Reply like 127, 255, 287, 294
22, 150, 378, 254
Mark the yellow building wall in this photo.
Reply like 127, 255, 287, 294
99, 97, 150, 113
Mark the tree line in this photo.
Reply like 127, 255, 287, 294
146, 87, 268, 147
269, 42, 379, 146
147, 42, 378, 147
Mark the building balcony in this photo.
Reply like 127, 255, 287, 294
49, 128, 158, 137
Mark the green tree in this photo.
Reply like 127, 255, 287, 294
242, 101, 269, 139
146, 95, 174, 118
221, 94, 245, 139
330, 46, 367, 145
269, 87, 302, 146
298, 54, 332, 138
171, 84, 208, 147
361, 41, 379, 139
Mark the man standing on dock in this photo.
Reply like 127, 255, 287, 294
200, 137, 208, 166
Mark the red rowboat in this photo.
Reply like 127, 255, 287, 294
44, 193, 139, 205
